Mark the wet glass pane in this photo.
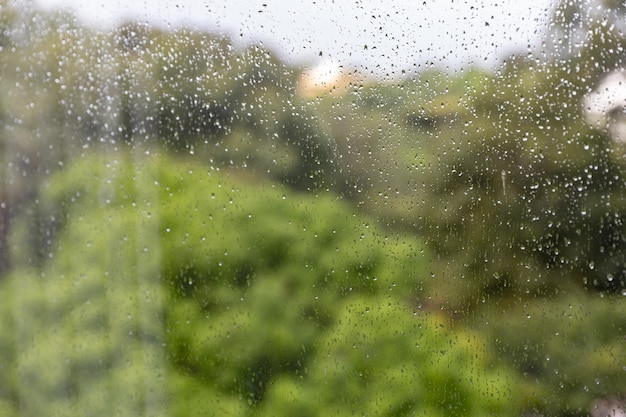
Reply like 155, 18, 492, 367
2, 0, 626, 416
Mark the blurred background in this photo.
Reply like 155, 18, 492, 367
2, 0, 626, 416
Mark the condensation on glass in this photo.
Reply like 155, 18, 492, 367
1, 1, 626, 416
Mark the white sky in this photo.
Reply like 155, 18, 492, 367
30, 0, 556, 78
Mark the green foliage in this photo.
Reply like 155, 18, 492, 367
0, 153, 520, 416
3, 1, 626, 416
471, 292, 626, 416
0, 13, 336, 282
108, 25, 336, 189
260, 297, 520, 417
409, 60, 626, 310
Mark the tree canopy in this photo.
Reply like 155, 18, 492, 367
1, 152, 523, 416
3, 0, 626, 415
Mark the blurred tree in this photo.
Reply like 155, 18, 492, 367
543, 0, 626, 79
3, 153, 487, 417
413, 46, 626, 312
0, 6, 109, 273
146, 30, 336, 189
0, 6, 340, 277
260, 297, 522, 417
0, 0, 17, 49
469, 292, 626, 417
400, 1, 626, 414
3, 2, 626, 416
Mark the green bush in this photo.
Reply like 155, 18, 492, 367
4, 152, 492, 416
260, 297, 521, 417
1, 152, 522, 416
470, 292, 626, 416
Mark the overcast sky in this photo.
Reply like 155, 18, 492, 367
31, 0, 557, 78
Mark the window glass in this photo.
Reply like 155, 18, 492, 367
1, 1, 626, 416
